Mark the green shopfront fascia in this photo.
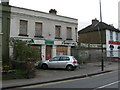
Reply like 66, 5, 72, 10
45, 40, 54, 45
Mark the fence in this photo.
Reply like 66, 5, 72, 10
71, 48, 120, 64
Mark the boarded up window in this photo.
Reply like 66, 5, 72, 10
66, 27, 72, 39
55, 25, 61, 38
56, 46, 68, 55
19, 20, 28, 35
35, 22, 42, 36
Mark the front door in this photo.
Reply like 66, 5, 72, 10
46, 45, 52, 60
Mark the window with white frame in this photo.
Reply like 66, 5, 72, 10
66, 27, 72, 40
35, 22, 42, 37
116, 32, 118, 41
110, 31, 113, 41
55, 25, 61, 39
19, 20, 28, 36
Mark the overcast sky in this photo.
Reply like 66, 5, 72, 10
2, 0, 120, 30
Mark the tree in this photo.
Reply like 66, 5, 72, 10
13, 40, 40, 62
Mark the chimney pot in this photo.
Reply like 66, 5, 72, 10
49, 9, 57, 15
92, 18, 99, 26
1, 0, 9, 5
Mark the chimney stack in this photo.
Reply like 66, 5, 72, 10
1, 0, 9, 5
92, 18, 99, 26
49, 9, 57, 15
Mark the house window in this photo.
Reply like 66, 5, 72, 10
110, 31, 113, 41
35, 22, 43, 38
66, 27, 72, 40
116, 32, 118, 41
75, 27, 77, 41
19, 20, 28, 36
55, 25, 61, 39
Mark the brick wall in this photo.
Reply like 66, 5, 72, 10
78, 31, 106, 44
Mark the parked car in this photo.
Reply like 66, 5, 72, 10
38, 56, 79, 71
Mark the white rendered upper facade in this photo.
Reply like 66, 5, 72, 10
9, 6, 78, 60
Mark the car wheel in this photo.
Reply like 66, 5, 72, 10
41, 64, 48, 70
66, 65, 74, 71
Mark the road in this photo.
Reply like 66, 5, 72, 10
13, 70, 120, 89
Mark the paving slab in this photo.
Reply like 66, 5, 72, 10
2, 62, 118, 89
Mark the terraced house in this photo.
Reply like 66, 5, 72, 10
0, 1, 78, 61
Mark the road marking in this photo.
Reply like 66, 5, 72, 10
20, 70, 118, 89
96, 81, 120, 89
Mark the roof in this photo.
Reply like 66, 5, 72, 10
0, 4, 78, 24
78, 22, 120, 34
0, 4, 77, 21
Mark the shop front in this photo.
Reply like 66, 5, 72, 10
28, 39, 77, 60
54, 40, 77, 56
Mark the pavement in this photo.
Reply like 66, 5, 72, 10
2, 61, 119, 89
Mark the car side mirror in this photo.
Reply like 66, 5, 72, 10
49, 59, 53, 62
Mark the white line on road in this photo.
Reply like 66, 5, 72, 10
96, 80, 120, 89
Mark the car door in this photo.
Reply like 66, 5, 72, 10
48, 57, 60, 68
58, 56, 70, 68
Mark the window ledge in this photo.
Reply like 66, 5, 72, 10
34, 36, 44, 38
55, 37, 62, 39
18, 34, 29, 37
66, 38, 73, 40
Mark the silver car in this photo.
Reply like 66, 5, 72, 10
39, 56, 79, 71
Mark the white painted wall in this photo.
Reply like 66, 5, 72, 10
118, 1, 120, 29
10, 6, 78, 42
10, 6, 78, 59
11, 6, 77, 24
106, 30, 120, 57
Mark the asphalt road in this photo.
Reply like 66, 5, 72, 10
13, 70, 120, 89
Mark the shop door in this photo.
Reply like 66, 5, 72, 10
46, 45, 52, 60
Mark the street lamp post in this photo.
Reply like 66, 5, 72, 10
100, 28, 104, 71
96, 25, 104, 71
99, 0, 104, 71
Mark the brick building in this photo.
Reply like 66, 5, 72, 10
78, 19, 120, 61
